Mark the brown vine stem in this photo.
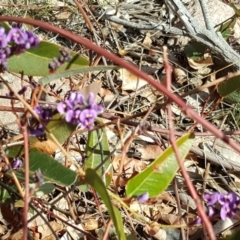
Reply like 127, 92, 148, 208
0, 16, 237, 156
0, 16, 238, 238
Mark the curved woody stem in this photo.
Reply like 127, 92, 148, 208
0, 16, 237, 239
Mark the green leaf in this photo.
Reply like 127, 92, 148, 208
8, 41, 89, 76
126, 133, 194, 198
0, 187, 10, 202
217, 76, 240, 103
127, 234, 138, 240
6, 145, 23, 158
46, 113, 76, 143
218, 18, 236, 40
39, 65, 119, 85
28, 149, 77, 186
223, 91, 240, 104
184, 41, 208, 61
85, 124, 112, 186
85, 169, 126, 240
34, 183, 55, 197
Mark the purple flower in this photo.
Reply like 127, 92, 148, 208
80, 109, 97, 126
137, 192, 149, 203
204, 192, 240, 221
65, 109, 75, 122
34, 105, 56, 121
57, 92, 103, 129
0, 28, 8, 48
204, 192, 219, 206
48, 48, 72, 72
220, 203, 237, 220
7, 28, 26, 45
12, 157, 23, 169
24, 30, 40, 48
29, 125, 45, 137
218, 192, 240, 206
0, 26, 40, 71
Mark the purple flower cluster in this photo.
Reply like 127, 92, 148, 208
57, 92, 103, 129
34, 105, 56, 122
48, 48, 72, 72
30, 105, 56, 137
0, 26, 40, 70
204, 192, 240, 220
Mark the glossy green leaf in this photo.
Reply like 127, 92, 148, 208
28, 149, 77, 186
85, 169, 126, 240
85, 124, 112, 186
217, 76, 240, 103
39, 65, 119, 85
126, 133, 194, 198
8, 41, 89, 76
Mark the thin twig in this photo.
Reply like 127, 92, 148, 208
102, 219, 112, 240
21, 124, 30, 240
163, 46, 216, 240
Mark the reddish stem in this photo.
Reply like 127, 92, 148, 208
0, 16, 237, 157
163, 46, 215, 240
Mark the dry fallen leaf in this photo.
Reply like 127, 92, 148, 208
31, 139, 58, 155
160, 213, 185, 225
37, 221, 62, 239
143, 32, 152, 48
187, 54, 213, 70
145, 224, 166, 240
112, 155, 147, 186
173, 67, 187, 85
112, 155, 147, 177
83, 218, 99, 231
119, 68, 148, 91
55, 11, 72, 20
78, 80, 102, 99
136, 144, 163, 160
100, 88, 115, 105
139, 86, 159, 103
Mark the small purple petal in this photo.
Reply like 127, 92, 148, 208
7, 28, 26, 45
0, 27, 8, 48
208, 206, 215, 217
75, 93, 85, 105
79, 109, 97, 126
12, 158, 23, 169
29, 128, 45, 137
195, 217, 202, 224
204, 192, 219, 206
65, 110, 74, 122
137, 192, 149, 203
57, 102, 67, 114
220, 204, 230, 220
68, 92, 77, 102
